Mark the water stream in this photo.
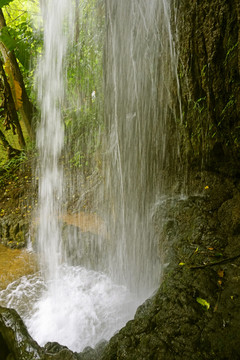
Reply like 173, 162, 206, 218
0, 0, 180, 353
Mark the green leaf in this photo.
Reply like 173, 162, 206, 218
0, 26, 17, 51
214, 252, 223, 258
0, 0, 14, 8
14, 40, 30, 69
0, 27, 30, 68
196, 297, 210, 310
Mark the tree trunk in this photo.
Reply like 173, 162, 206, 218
0, 9, 34, 140
0, 59, 26, 148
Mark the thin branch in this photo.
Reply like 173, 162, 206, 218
190, 254, 240, 269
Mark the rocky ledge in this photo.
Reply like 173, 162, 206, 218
99, 171, 240, 360
0, 306, 106, 359
1, 171, 240, 359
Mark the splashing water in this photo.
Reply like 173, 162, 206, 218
0, 266, 140, 351
0, 0, 181, 353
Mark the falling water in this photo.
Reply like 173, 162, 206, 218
102, 0, 181, 293
0, 0, 181, 353
36, 0, 73, 280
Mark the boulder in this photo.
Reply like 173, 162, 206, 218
0, 306, 43, 360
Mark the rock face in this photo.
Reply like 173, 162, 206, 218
0, 306, 107, 360
0, 161, 35, 249
2, 171, 240, 360
0, 306, 43, 360
176, 0, 240, 175
99, 172, 240, 359
97, 1, 240, 358
0, 215, 29, 249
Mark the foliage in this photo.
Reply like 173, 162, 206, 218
0, 25, 31, 69
0, 0, 105, 176
224, 42, 238, 65
65, 0, 104, 173
196, 297, 210, 310
2, 0, 42, 99
1, 149, 26, 168
0, 149, 26, 186
0, 0, 41, 160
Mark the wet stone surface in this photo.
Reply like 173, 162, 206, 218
98, 172, 240, 360
1, 172, 240, 359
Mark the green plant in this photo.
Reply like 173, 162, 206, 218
189, 97, 206, 114
224, 42, 238, 65
221, 95, 236, 117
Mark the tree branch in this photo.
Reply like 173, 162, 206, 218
190, 254, 240, 269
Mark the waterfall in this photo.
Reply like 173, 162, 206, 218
0, 0, 181, 353
102, 0, 181, 293
36, 0, 73, 281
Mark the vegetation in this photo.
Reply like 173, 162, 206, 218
64, 0, 104, 175
0, 0, 104, 178
0, 0, 39, 166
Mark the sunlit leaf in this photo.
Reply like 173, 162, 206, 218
218, 269, 224, 278
196, 297, 210, 310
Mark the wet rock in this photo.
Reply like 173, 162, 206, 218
0, 306, 43, 359
186, 171, 236, 211
45, 349, 78, 360
0, 309, 81, 360
218, 193, 240, 235
44, 341, 71, 354
99, 183, 240, 359
0, 331, 10, 360
62, 224, 108, 272
1, 190, 240, 360
43, 342, 80, 360
71, 341, 107, 360
76, 346, 97, 360
0, 215, 29, 248
94, 340, 108, 357
177, 0, 240, 175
